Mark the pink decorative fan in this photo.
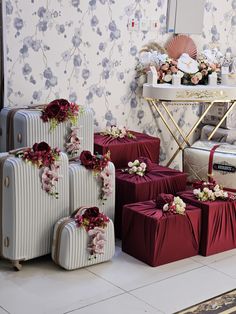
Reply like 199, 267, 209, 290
165, 35, 197, 60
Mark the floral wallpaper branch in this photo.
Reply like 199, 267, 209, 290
3, 0, 236, 167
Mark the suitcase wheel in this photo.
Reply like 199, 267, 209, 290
12, 260, 22, 271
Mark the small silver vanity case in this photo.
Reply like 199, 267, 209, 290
52, 207, 115, 270
183, 140, 236, 189
0, 151, 69, 270
0, 106, 94, 153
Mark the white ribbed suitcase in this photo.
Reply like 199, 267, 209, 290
69, 161, 115, 220
0, 152, 69, 270
0, 106, 94, 153
52, 208, 115, 270
183, 141, 236, 189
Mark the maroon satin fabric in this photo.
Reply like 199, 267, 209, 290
94, 131, 160, 168
122, 200, 201, 266
178, 190, 236, 256
115, 164, 187, 238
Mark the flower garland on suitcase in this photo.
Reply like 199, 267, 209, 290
15, 142, 61, 198
80, 150, 112, 203
73, 207, 110, 259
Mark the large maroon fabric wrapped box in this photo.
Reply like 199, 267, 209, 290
94, 131, 160, 168
122, 200, 201, 266
178, 190, 236, 256
115, 163, 187, 238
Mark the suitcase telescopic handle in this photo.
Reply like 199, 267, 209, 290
70, 206, 90, 219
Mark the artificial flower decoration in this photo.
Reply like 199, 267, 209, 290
65, 126, 81, 156
136, 45, 221, 86
41, 98, 83, 130
100, 125, 136, 139
192, 180, 234, 201
80, 150, 112, 202
15, 142, 61, 198
157, 193, 186, 215
126, 159, 147, 176
73, 207, 110, 259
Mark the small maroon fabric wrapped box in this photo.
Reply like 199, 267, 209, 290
115, 161, 187, 238
178, 190, 236, 256
122, 200, 201, 266
94, 131, 160, 169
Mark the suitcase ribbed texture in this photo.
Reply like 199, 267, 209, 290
52, 217, 115, 270
0, 107, 94, 153
1, 152, 69, 261
69, 162, 115, 220
0, 108, 9, 152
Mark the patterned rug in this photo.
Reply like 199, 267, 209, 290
175, 289, 236, 314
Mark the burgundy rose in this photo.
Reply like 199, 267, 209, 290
156, 193, 174, 209
33, 142, 51, 153
80, 150, 94, 169
45, 101, 61, 117
83, 207, 99, 219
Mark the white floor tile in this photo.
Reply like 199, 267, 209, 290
191, 248, 236, 265
209, 254, 236, 278
0, 256, 123, 314
86, 246, 203, 291
130, 266, 236, 314
68, 293, 163, 314
0, 307, 9, 314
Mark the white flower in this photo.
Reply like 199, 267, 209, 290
140, 162, 146, 169
128, 161, 133, 167
163, 204, 169, 212
133, 160, 139, 166
163, 74, 172, 82
193, 188, 200, 195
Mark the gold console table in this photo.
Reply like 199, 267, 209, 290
143, 83, 236, 166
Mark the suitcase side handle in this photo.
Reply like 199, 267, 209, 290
70, 206, 93, 219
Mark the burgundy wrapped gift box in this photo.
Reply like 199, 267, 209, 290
178, 190, 236, 256
94, 131, 160, 168
115, 163, 187, 238
122, 200, 201, 266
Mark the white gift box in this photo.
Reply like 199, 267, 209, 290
200, 125, 236, 144
202, 102, 236, 129
183, 140, 236, 189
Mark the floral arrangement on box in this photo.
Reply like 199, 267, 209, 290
41, 98, 83, 130
15, 142, 61, 198
193, 180, 235, 201
100, 126, 136, 139
136, 46, 222, 86
125, 159, 147, 176
156, 194, 186, 215
73, 207, 110, 258
80, 150, 112, 202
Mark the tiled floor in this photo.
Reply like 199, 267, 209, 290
1, 242, 236, 314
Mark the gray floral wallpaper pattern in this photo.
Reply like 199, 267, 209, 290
2, 0, 236, 167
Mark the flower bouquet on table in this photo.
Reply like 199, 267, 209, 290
15, 141, 61, 198
100, 125, 136, 139
156, 193, 186, 215
80, 150, 112, 202
136, 44, 222, 86
72, 206, 110, 259
41, 98, 84, 131
192, 180, 236, 201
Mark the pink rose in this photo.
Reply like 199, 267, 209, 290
191, 76, 200, 85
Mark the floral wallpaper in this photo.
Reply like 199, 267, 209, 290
2, 0, 236, 168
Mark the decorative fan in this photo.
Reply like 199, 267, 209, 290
165, 35, 197, 60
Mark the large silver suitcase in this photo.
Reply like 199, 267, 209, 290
0, 151, 69, 270
0, 106, 94, 153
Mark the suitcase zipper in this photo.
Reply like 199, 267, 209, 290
54, 218, 74, 266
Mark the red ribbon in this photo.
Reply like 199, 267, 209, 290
208, 144, 221, 183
